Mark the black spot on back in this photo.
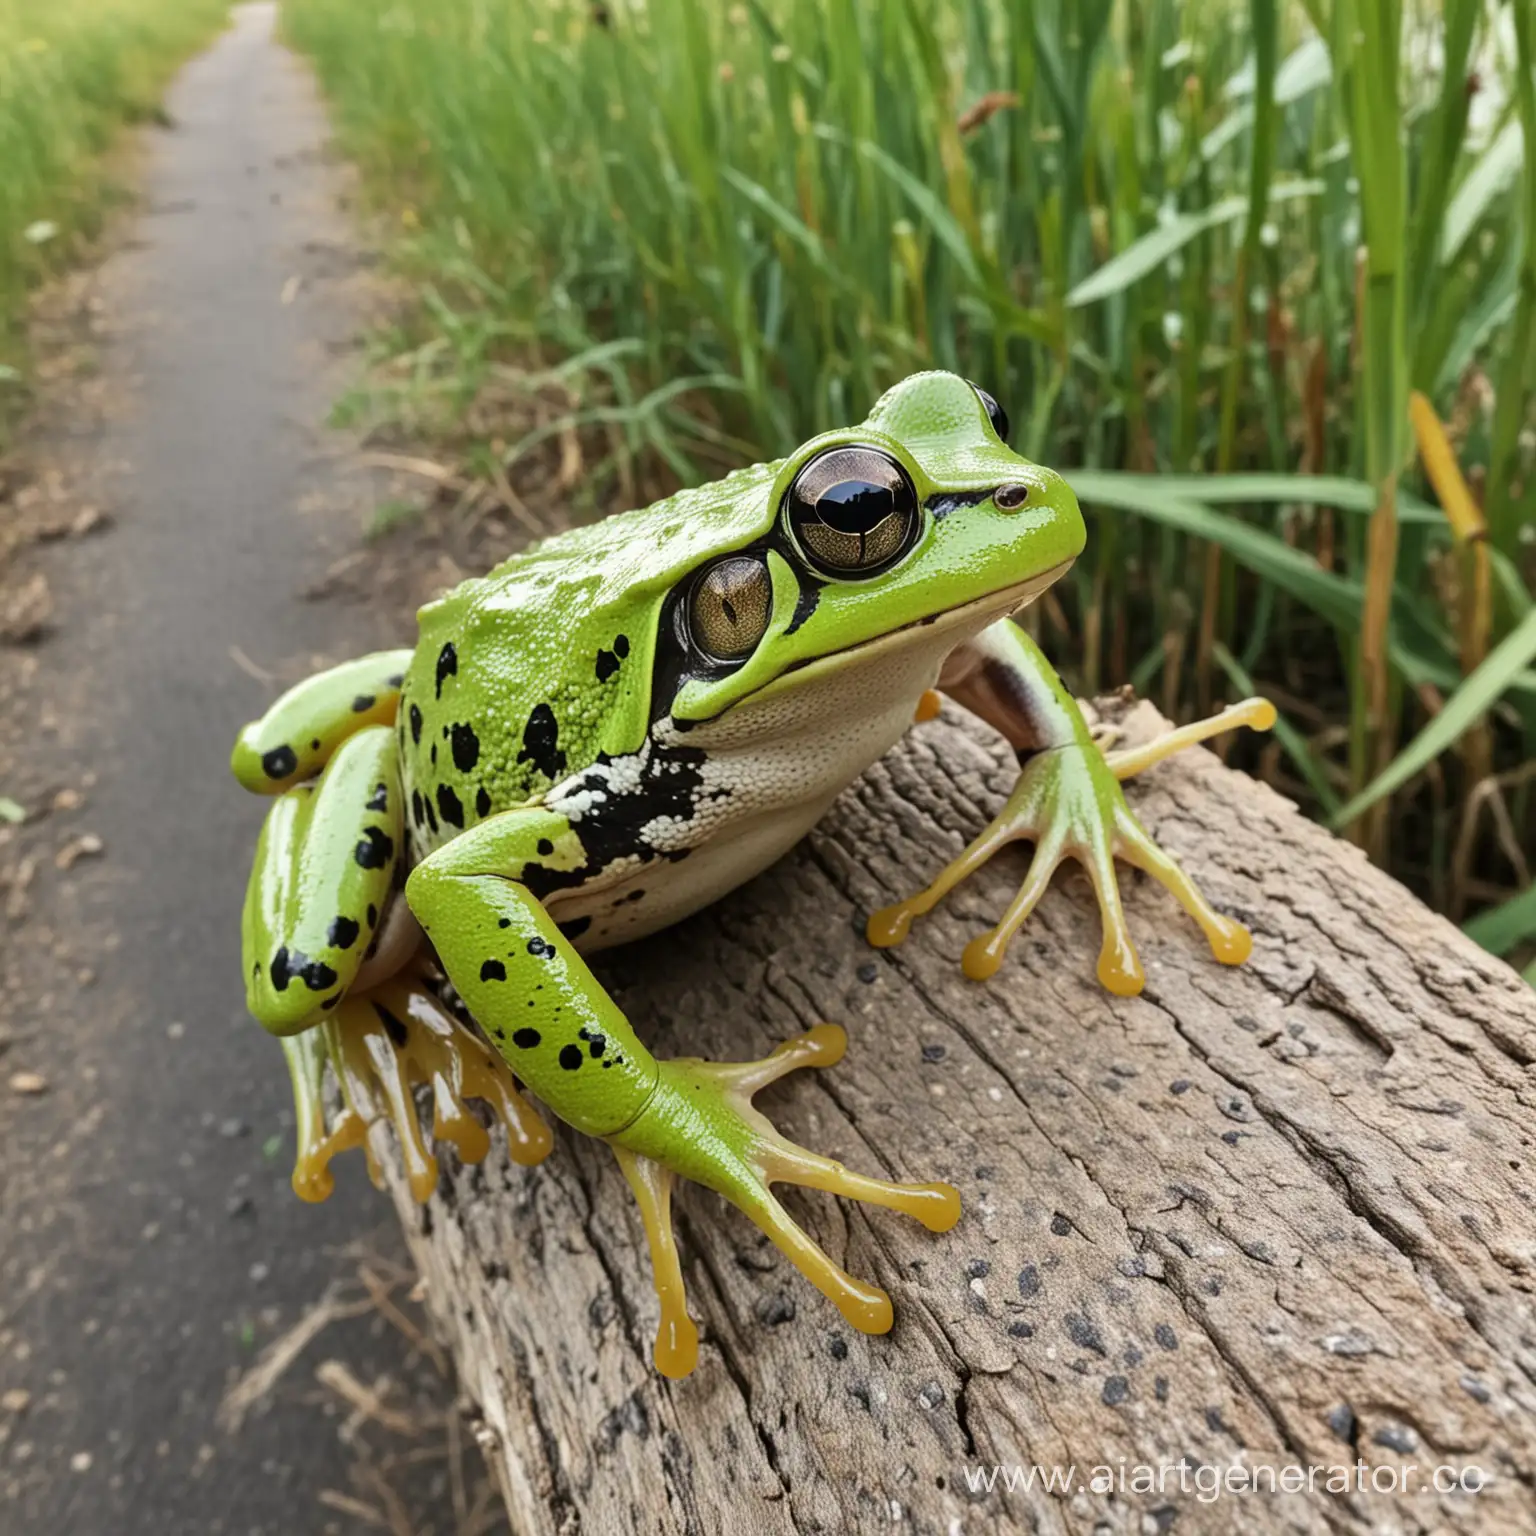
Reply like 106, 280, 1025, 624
409, 704, 423, 744
516, 703, 567, 782
412, 789, 425, 826
536, 838, 554, 856
328, 915, 360, 950
367, 903, 378, 928
451, 722, 480, 772
559, 1044, 583, 1071
262, 745, 297, 780
435, 642, 458, 698
480, 959, 507, 982
366, 781, 388, 812
475, 786, 491, 818
374, 1002, 410, 1048
436, 783, 464, 828
595, 649, 620, 683
424, 796, 439, 834
351, 694, 376, 713
354, 826, 394, 869
385, 672, 405, 688
512, 1027, 541, 1049
614, 634, 630, 658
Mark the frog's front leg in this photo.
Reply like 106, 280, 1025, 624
869, 619, 1275, 995
242, 724, 548, 1200
406, 812, 962, 1379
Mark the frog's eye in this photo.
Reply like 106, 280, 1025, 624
689, 556, 773, 662
783, 446, 919, 580
968, 382, 1010, 444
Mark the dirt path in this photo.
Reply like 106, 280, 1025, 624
0, 8, 469, 1530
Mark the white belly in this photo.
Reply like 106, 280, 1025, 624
546, 628, 954, 951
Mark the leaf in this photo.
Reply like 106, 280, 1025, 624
721, 167, 845, 285
1068, 471, 1360, 626
1203, 37, 1331, 158
1212, 643, 1342, 815
1067, 181, 1321, 306
1441, 118, 1524, 259
1067, 472, 1526, 697
1101, 472, 1441, 524
848, 137, 984, 288
1463, 883, 1536, 959
1223, 35, 1331, 103
1068, 197, 1244, 307
1330, 607, 1536, 830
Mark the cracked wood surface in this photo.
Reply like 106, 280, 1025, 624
377, 696, 1536, 1535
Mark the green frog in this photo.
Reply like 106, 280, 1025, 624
231, 371, 1273, 1378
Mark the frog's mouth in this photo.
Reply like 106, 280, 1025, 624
749, 558, 1074, 706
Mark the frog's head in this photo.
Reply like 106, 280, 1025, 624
662, 370, 1085, 724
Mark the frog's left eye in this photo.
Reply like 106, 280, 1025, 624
689, 556, 773, 662
968, 382, 1010, 444
784, 445, 919, 580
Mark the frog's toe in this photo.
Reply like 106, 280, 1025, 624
610, 1026, 960, 1378
1113, 807, 1252, 969
287, 970, 552, 1206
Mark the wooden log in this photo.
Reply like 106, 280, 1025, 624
376, 695, 1536, 1534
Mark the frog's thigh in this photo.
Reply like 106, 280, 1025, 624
231, 647, 414, 794
242, 724, 405, 1035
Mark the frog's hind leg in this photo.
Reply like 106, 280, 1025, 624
241, 723, 406, 1033
231, 647, 414, 794
241, 724, 551, 1201
290, 968, 553, 1204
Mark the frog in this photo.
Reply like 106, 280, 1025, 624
231, 370, 1274, 1379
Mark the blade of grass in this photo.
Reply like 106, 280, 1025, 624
1462, 883, 1536, 959
1331, 608, 1536, 831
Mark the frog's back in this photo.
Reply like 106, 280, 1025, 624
397, 462, 782, 856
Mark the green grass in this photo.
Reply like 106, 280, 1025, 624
0, 0, 229, 400
284, 0, 1536, 963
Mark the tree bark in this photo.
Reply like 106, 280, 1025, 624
376, 696, 1536, 1535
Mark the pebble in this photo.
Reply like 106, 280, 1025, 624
9, 1072, 47, 1096
1, 1390, 30, 1414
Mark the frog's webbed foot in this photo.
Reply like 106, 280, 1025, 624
286, 969, 553, 1205
609, 1024, 961, 1379
868, 699, 1275, 996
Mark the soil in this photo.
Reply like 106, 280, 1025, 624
0, 7, 499, 1532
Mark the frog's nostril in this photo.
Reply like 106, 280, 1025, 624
995, 484, 1031, 511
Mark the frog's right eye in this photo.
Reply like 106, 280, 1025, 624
689, 556, 772, 663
